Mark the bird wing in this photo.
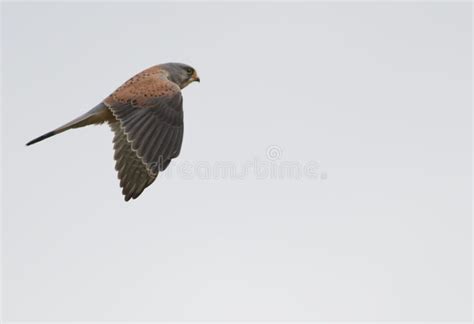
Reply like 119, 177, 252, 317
104, 69, 184, 201
110, 121, 156, 200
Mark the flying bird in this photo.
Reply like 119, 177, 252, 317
26, 63, 200, 201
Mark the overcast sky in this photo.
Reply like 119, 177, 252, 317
2, 2, 471, 321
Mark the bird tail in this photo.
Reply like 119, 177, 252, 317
26, 103, 112, 146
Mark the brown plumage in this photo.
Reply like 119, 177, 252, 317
26, 63, 200, 201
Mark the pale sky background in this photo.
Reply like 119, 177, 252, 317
2, 2, 472, 321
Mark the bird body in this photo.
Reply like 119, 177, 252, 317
27, 63, 200, 201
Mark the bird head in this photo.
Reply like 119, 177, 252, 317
160, 62, 200, 89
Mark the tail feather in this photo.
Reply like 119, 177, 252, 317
26, 131, 58, 146
26, 103, 112, 146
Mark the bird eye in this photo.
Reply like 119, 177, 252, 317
186, 68, 193, 75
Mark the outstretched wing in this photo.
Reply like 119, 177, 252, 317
104, 69, 184, 201
110, 121, 156, 201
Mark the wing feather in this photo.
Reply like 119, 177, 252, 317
105, 75, 184, 200
142, 125, 165, 164
110, 122, 156, 201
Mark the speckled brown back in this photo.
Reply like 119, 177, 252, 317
104, 65, 181, 108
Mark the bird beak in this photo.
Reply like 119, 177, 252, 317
191, 72, 200, 83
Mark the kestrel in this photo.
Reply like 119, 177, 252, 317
26, 63, 200, 201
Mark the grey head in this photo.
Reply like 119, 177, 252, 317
159, 62, 200, 89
